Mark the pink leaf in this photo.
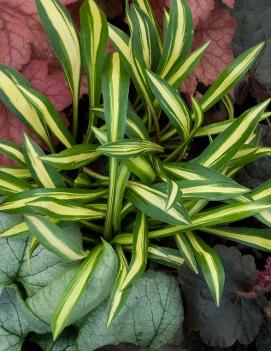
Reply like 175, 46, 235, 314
22, 60, 72, 112
187, 0, 215, 26
0, 105, 42, 166
192, 8, 236, 86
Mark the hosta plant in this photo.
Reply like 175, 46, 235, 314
0, 0, 271, 348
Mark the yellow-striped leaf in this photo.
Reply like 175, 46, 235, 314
157, 0, 193, 78
0, 188, 107, 213
146, 70, 191, 140
41, 144, 99, 170
27, 198, 106, 221
121, 212, 148, 290
167, 42, 209, 88
155, 179, 248, 201
187, 232, 225, 306
147, 243, 185, 268
102, 52, 130, 240
80, 0, 108, 142
0, 140, 25, 165
51, 244, 103, 340
201, 226, 271, 252
121, 156, 156, 184
0, 167, 31, 180
26, 214, 87, 261
0, 66, 74, 149
106, 245, 130, 327
23, 134, 65, 188
163, 161, 239, 183
0, 66, 51, 148
175, 233, 198, 273
194, 99, 270, 170
128, 4, 160, 70
97, 139, 164, 158
200, 43, 265, 112
36, 0, 81, 136
227, 145, 271, 176
0, 221, 29, 238
126, 181, 191, 226
195, 112, 271, 137
222, 94, 234, 120
103, 53, 130, 143
112, 164, 130, 233
0, 171, 31, 195
148, 201, 271, 239
166, 180, 180, 210
108, 24, 130, 70
134, 0, 162, 52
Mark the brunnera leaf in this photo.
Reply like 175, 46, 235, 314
77, 270, 183, 351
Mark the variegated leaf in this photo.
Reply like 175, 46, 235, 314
26, 214, 87, 261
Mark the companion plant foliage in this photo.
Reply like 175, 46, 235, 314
0, 0, 271, 347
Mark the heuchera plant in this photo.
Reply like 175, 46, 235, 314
0, 0, 271, 347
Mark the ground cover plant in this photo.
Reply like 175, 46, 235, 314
0, 0, 271, 350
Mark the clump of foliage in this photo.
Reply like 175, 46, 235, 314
0, 0, 271, 349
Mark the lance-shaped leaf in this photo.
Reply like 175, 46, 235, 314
97, 139, 164, 158
166, 180, 180, 211
106, 245, 130, 327
164, 96, 203, 162
163, 162, 233, 182
0, 220, 29, 238
227, 145, 271, 176
201, 227, 271, 252
121, 212, 148, 290
23, 134, 65, 188
250, 178, 271, 202
36, 0, 81, 136
147, 244, 184, 268
122, 156, 156, 184
148, 201, 271, 239
128, 4, 160, 71
175, 233, 198, 273
80, 0, 108, 142
26, 214, 87, 261
41, 144, 99, 170
103, 52, 129, 143
167, 42, 209, 88
187, 232, 225, 306
27, 198, 106, 221
112, 164, 130, 233
126, 181, 191, 226
126, 12, 156, 114
0, 65, 74, 149
0, 140, 26, 165
0, 167, 31, 180
157, 0, 193, 78
108, 24, 130, 71
134, 0, 162, 52
0, 188, 107, 213
200, 43, 265, 112
102, 52, 129, 239
155, 179, 248, 201
108, 24, 154, 124
195, 112, 271, 137
51, 244, 103, 340
194, 99, 270, 170
0, 66, 50, 148
222, 94, 234, 120
0, 171, 31, 196
146, 70, 191, 140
